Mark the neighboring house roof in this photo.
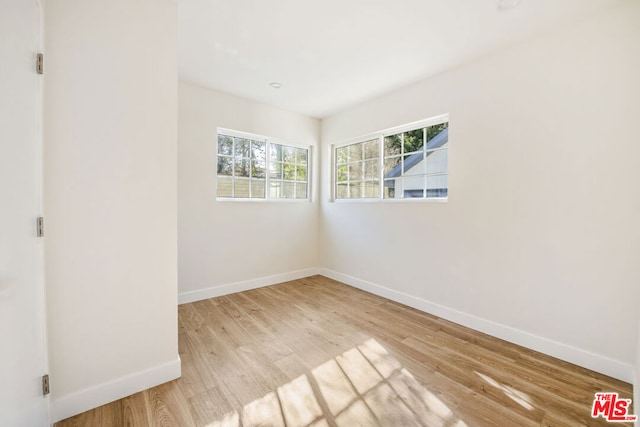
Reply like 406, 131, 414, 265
384, 128, 448, 179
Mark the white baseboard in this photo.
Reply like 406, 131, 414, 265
178, 267, 320, 305
319, 268, 634, 384
52, 357, 181, 423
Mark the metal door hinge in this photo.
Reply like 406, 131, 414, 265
36, 216, 44, 237
36, 53, 44, 75
42, 374, 50, 395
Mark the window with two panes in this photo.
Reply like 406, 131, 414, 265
335, 118, 448, 200
217, 131, 309, 200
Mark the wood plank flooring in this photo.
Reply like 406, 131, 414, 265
56, 276, 634, 426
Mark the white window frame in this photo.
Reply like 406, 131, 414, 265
217, 128, 311, 202
330, 114, 449, 202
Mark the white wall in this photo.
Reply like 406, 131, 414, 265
44, 0, 179, 421
320, 1, 640, 382
178, 82, 320, 302
636, 322, 640, 413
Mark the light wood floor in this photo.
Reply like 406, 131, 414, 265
56, 276, 633, 426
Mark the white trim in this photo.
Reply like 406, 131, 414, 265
217, 127, 268, 143
318, 268, 634, 383
328, 143, 336, 201
178, 268, 320, 304
332, 196, 448, 204
51, 357, 181, 423
216, 197, 311, 203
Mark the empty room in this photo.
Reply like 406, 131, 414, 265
2, 0, 639, 426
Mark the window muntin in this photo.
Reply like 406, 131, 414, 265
334, 117, 448, 200
217, 130, 309, 200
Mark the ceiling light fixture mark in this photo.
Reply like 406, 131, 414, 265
269, 82, 282, 89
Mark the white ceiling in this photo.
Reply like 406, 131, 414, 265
179, 0, 623, 118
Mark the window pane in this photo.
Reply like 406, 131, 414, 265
404, 188, 425, 198
349, 143, 363, 162
349, 183, 362, 198
251, 141, 266, 160
426, 122, 449, 143
283, 163, 296, 180
251, 179, 265, 198
234, 158, 250, 177
270, 162, 282, 180
402, 175, 423, 194
383, 179, 396, 199
282, 146, 295, 163
349, 162, 363, 181
282, 181, 295, 198
217, 176, 233, 197
295, 148, 307, 165
384, 134, 402, 157
363, 181, 379, 198
364, 139, 379, 159
426, 174, 448, 198
403, 129, 424, 153
270, 144, 282, 161
336, 183, 348, 199
234, 178, 250, 198
296, 165, 307, 181
270, 180, 282, 198
427, 188, 448, 198
296, 183, 307, 199
384, 156, 401, 176
403, 154, 420, 175
252, 158, 265, 178
218, 135, 233, 155
217, 155, 232, 176
337, 164, 348, 182
426, 148, 447, 175
364, 159, 378, 180
336, 147, 348, 164
235, 138, 250, 157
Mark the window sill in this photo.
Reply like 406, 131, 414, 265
216, 197, 311, 203
330, 197, 447, 204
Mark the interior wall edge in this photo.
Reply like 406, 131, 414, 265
178, 267, 320, 305
318, 268, 634, 384
51, 357, 181, 423
634, 367, 639, 415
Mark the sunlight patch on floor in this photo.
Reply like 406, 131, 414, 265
388, 368, 459, 425
336, 347, 383, 394
277, 375, 323, 426
357, 338, 402, 379
205, 338, 468, 426
312, 359, 357, 415
205, 410, 239, 427
242, 391, 284, 427
475, 371, 534, 411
